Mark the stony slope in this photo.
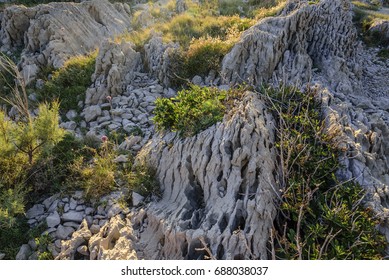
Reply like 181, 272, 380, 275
0, 0, 132, 82
7, 0, 389, 259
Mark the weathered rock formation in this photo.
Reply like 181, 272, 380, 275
13, 0, 389, 260
85, 40, 142, 105
135, 92, 278, 259
0, 0, 132, 82
221, 0, 357, 91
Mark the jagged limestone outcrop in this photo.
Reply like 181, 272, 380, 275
221, 0, 357, 90
144, 35, 179, 87
0, 0, 132, 82
135, 92, 278, 259
85, 40, 142, 105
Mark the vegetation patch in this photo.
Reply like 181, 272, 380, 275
153, 85, 245, 137
264, 85, 386, 259
353, 4, 389, 47
36, 51, 97, 113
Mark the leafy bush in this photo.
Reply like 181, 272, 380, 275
35, 233, 53, 260
153, 85, 244, 137
36, 51, 97, 113
265, 86, 386, 259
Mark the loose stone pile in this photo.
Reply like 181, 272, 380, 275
16, 191, 133, 260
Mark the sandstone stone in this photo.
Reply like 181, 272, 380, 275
221, 0, 356, 87
89, 216, 137, 260
77, 245, 89, 256
136, 92, 277, 259
85, 40, 142, 105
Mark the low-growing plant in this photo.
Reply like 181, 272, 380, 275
127, 162, 160, 198
184, 36, 234, 77
35, 233, 53, 260
264, 85, 386, 259
36, 51, 97, 113
153, 85, 245, 137
69, 140, 117, 199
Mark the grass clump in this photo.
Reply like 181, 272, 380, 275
153, 85, 244, 137
127, 163, 160, 198
265, 86, 386, 259
353, 3, 389, 47
36, 51, 97, 113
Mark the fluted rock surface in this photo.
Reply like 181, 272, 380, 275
85, 40, 142, 105
0, 0, 132, 82
135, 92, 278, 259
221, 0, 357, 88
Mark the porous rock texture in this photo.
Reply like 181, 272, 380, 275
85, 40, 142, 105
14, 0, 389, 259
221, 0, 357, 90
135, 92, 278, 259
0, 0, 132, 82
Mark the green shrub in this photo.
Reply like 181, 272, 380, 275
0, 216, 29, 259
265, 86, 386, 259
127, 163, 160, 198
36, 51, 97, 113
184, 36, 234, 77
35, 233, 53, 260
70, 140, 117, 199
153, 85, 244, 137
0, 101, 65, 165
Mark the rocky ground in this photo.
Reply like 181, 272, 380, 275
2, 0, 389, 260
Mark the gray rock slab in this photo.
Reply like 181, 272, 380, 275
46, 211, 61, 228
62, 211, 84, 223
26, 204, 44, 219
